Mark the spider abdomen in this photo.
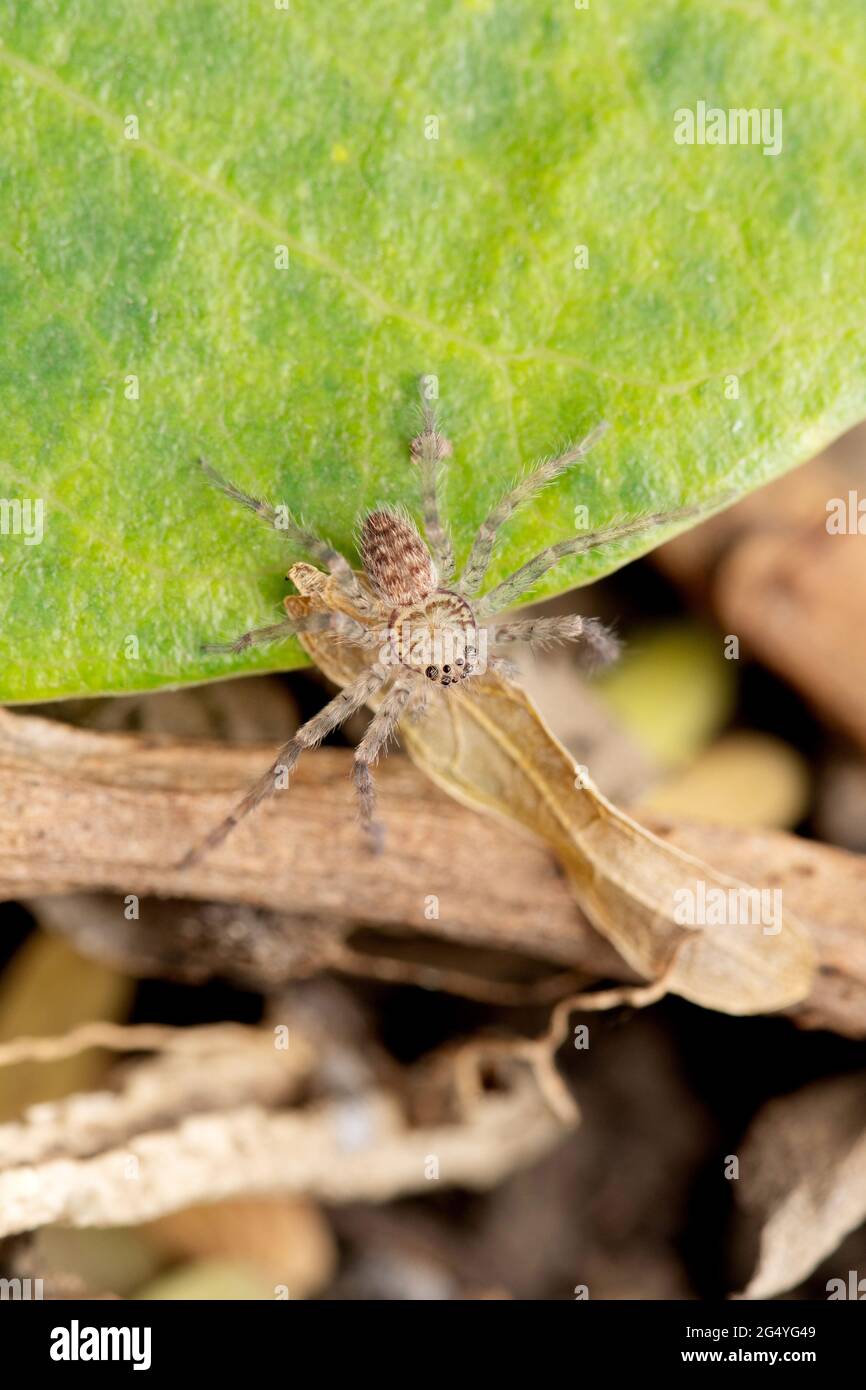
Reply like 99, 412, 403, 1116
360, 508, 437, 606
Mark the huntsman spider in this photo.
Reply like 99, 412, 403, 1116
183, 401, 699, 864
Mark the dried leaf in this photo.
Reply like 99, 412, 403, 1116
301, 627, 816, 1016
736, 1074, 866, 1299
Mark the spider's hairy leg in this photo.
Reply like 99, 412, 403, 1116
476, 500, 705, 619
202, 613, 334, 655
352, 679, 416, 850
410, 389, 455, 583
490, 615, 621, 667
458, 420, 611, 598
198, 459, 371, 609
331, 613, 387, 648
178, 664, 390, 867
202, 609, 380, 656
408, 681, 432, 723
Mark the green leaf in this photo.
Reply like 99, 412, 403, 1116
1, 0, 864, 700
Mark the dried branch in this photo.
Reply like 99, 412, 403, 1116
0, 1024, 314, 1168
0, 1020, 569, 1236
0, 708, 628, 979
2, 711, 865, 1033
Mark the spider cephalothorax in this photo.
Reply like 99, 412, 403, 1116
184, 397, 699, 864
388, 591, 479, 689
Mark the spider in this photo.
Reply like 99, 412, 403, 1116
182, 399, 700, 865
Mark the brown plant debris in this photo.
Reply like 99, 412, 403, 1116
0, 1021, 570, 1237
735, 1073, 866, 1299
4, 708, 866, 1032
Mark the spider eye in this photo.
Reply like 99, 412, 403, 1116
442, 664, 451, 674
455, 658, 464, 667
463, 664, 473, 675
441, 676, 452, 686
425, 665, 439, 680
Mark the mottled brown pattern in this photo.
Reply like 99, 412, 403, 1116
360, 510, 437, 606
